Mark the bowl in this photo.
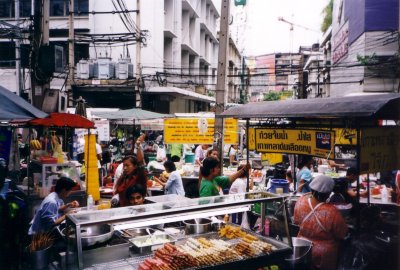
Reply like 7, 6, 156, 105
183, 218, 212, 235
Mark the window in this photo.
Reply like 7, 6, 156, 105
0, 1, 13, 18
0, 0, 31, 18
50, 0, 66, 16
0, 42, 16, 67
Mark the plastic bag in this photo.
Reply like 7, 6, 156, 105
156, 146, 167, 161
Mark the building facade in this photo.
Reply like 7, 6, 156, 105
0, 0, 243, 114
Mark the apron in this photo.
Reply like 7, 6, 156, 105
300, 198, 328, 232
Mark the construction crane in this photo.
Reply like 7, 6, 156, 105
277, 16, 319, 53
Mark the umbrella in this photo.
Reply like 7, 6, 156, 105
29, 112, 95, 129
75, 96, 87, 118
92, 108, 172, 121
0, 85, 48, 121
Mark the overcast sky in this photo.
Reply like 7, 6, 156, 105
215, 0, 330, 56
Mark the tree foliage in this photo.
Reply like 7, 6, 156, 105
263, 91, 281, 101
321, 0, 333, 33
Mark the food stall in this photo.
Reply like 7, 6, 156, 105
219, 94, 400, 268
64, 191, 292, 269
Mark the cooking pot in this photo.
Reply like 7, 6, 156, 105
62, 224, 114, 248
183, 218, 212, 235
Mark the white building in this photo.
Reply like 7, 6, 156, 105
0, 0, 243, 113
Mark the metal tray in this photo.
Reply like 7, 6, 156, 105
129, 234, 176, 254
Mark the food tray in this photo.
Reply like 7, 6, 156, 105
129, 234, 176, 254
90, 224, 291, 270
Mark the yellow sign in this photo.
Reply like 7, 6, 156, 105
164, 118, 238, 144
333, 128, 357, 145
248, 128, 256, 150
261, 153, 283, 165
360, 127, 400, 174
255, 128, 335, 158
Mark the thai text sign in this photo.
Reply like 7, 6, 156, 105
255, 128, 335, 158
164, 118, 238, 144
360, 127, 400, 174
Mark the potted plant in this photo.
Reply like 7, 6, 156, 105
27, 232, 54, 269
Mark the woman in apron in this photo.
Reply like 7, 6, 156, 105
294, 175, 348, 270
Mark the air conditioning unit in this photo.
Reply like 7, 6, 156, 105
94, 58, 115, 79
41, 89, 67, 113
76, 59, 94, 79
116, 58, 134, 79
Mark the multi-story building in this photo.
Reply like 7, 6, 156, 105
329, 0, 399, 96
0, 0, 243, 114
246, 53, 303, 101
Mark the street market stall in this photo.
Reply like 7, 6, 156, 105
220, 93, 400, 269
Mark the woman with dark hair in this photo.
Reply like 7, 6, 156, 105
199, 157, 250, 197
154, 160, 185, 196
296, 155, 314, 193
294, 175, 348, 270
114, 155, 148, 207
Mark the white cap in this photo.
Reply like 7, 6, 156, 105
309, 175, 335, 193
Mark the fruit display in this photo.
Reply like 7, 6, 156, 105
30, 139, 42, 150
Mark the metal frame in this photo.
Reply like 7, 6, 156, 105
65, 191, 291, 269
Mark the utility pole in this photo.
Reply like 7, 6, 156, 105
214, 0, 230, 163
135, 0, 142, 108
15, 0, 21, 96
31, 0, 49, 108
68, 0, 75, 107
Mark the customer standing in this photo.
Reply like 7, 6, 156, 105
296, 155, 314, 194
154, 160, 185, 196
199, 157, 250, 197
294, 175, 348, 270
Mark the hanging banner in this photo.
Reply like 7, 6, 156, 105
0, 128, 12, 164
360, 127, 400, 174
164, 118, 238, 144
255, 128, 335, 158
94, 120, 110, 142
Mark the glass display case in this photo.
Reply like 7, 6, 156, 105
65, 191, 291, 269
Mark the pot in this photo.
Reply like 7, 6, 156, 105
183, 218, 212, 235
63, 224, 114, 248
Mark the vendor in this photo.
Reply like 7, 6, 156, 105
28, 177, 79, 235
199, 157, 250, 197
153, 160, 185, 196
294, 175, 348, 270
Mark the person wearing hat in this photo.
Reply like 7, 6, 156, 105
294, 175, 348, 270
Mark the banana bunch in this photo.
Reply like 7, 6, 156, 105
30, 139, 42, 150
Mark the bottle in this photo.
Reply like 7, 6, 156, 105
87, 194, 94, 209
381, 185, 388, 203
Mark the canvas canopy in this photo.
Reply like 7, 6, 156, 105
0, 85, 48, 122
92, 108, 172, 120
220, 93, 400, 121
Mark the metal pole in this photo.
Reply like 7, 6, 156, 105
246, 119, 250, 192
68, 0, 75, 105
214, 0, 230, 164
15, 0, 21, 96
135, 0, 142, 108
